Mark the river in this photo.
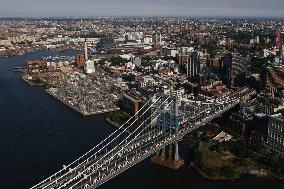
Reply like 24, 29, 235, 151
0, 50, 283, 189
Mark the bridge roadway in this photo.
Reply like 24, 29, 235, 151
31, 87, 255, 189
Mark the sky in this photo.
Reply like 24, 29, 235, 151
0, 0, 284, 18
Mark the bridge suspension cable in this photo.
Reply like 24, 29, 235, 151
65, 98, 174, 189
31, 95, 159, 189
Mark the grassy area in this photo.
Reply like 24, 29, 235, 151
184, 131, 284, 179
107, 111, 129, 126
198, 141, 236, 168
193, 140, 239, 178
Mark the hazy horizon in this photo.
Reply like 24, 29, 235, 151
0, 0, 284, 18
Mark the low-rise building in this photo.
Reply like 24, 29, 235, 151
25, 60, 48, 73
213, 131, 233, 143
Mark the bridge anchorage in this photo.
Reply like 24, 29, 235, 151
30, 87, 256, 189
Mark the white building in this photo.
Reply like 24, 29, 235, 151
85, 60, 95, 74
213, 131, 233, 143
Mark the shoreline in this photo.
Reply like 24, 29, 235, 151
0, 47, 78, 58
192, 164, 241, 181
191, 163, 284, 181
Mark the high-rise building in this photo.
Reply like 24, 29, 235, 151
267, 114, 284, 157
177, 53, 189, 65
276, 31, 284, 58
177, 51, 200, 78
220, 53, 248, 88
220, 53, 233, 89
231, 54, 249, 87
276, 31, 282, 50
188, 51, 200, 78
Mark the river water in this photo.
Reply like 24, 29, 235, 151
0, 50, 283, 189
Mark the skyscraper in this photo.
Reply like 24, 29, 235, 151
188, 51, 200, 78
178, 51, 200, 78
220, 53, 233, 89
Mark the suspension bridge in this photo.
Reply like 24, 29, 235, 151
30, 87, 256, 189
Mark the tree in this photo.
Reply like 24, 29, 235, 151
220, 165, 236, 177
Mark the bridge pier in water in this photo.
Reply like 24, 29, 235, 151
151, 142, 184, 170
151, 94, 184, 170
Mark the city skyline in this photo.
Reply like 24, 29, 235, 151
1, 0, 284, 18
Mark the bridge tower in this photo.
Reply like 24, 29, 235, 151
151, 94, 184, 170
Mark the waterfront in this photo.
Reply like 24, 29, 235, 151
0, 51, 283, 189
